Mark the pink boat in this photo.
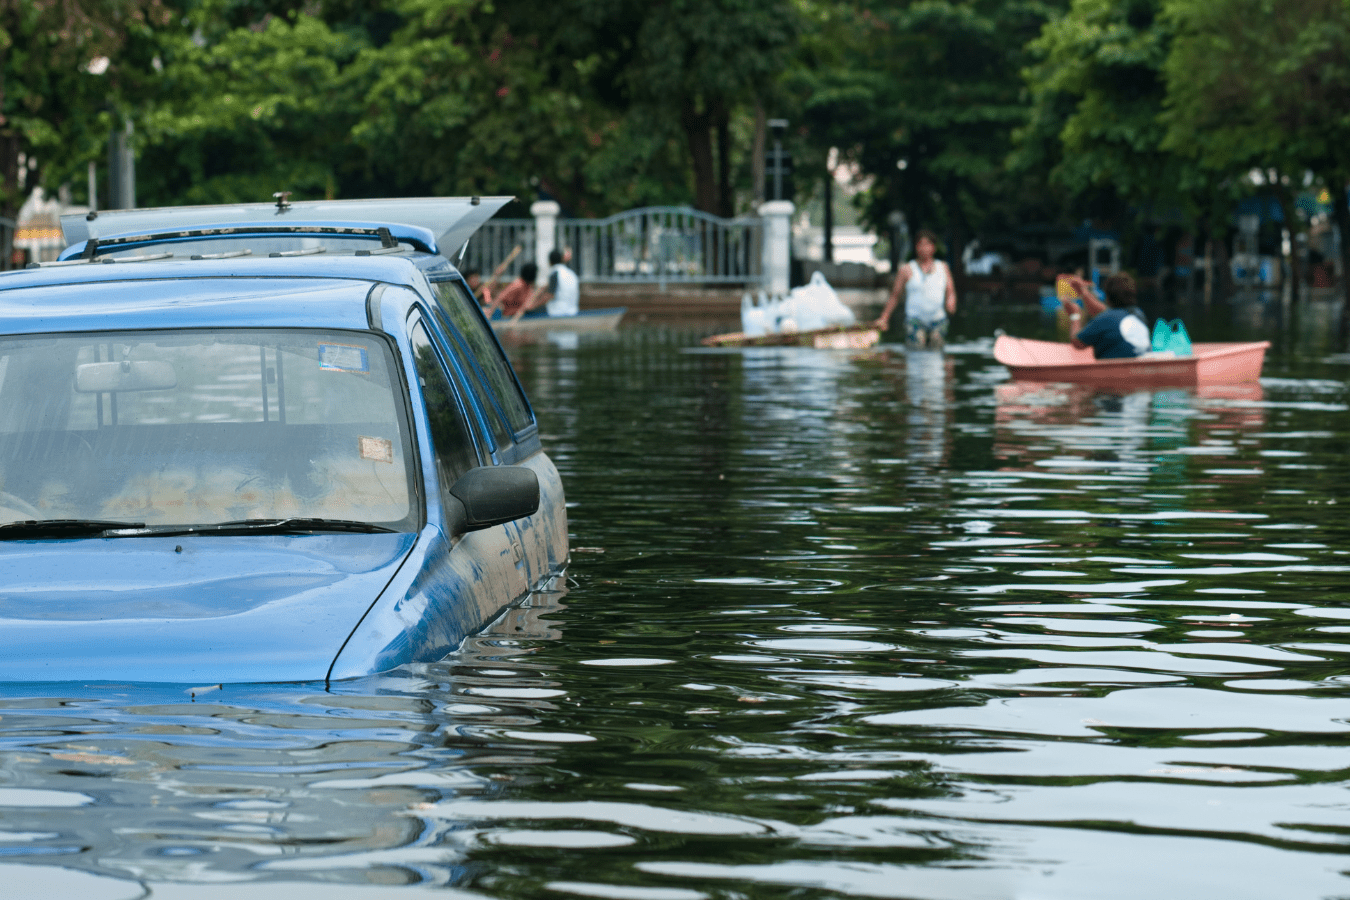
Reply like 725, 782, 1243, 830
993, 335, 1269, 387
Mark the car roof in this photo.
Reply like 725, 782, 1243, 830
60, 196, 512, 258
0, 255, 441, 334
57, 220, 444, 260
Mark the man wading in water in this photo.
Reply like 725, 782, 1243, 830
875, 229, 957, 349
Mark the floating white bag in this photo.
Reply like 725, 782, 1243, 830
741, 293, 768, 337
791, 271, 855, 330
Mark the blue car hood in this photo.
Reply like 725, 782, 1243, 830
0, 533, 416, 684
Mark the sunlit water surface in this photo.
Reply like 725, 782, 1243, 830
4, 298, 1350, 900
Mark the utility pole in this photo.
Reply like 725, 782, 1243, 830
766, 119, 791, 202
759, 119, 795, 295
107, 120, 135, 210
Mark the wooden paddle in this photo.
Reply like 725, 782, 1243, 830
485, 245, 522, 288
481, 245, 524, 315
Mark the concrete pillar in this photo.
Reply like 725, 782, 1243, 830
530, 200, 560, 286
759, 200, 794, 295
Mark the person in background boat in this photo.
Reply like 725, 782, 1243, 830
485, 262, 538, 319
1061, 272, 1151, 359
875, 229, 957, 349
463, 268, 495, 310
520, 248, 580, 318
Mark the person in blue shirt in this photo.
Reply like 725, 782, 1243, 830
1061, 272, 1150, 359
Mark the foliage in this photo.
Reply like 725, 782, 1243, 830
132, 0, 734, 214
1161, 0, 1350, 298
136, 6, 367, 206
1014, 0, 1189, 213
795, 0, 1066, 249
1161, 0, 1350, 181
619, 0, 800, 215
0, 0, 170, 216
11, 0, 1350, 303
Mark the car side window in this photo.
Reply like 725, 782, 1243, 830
424, 303, 511, 452
408, 317, 479, 498
429, 279, 535, 435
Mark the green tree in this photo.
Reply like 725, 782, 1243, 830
136, 6, 367, 206
1161, 0, 1350, 303
620, 0, 799, 216
796, 0, 1065, 261
1014, 0, 1189, 224
133, 0, 719, 215
0, 0, 168, 256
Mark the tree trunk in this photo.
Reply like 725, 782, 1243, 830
1272, 185, 1301, 305
1203, 237, 1213, 305
0, 44, 12, 272
0, 130, 18, 273
823, 159, 833, 263
681, 99, 718, 216
1213, 232, 1232, 298
751, 102, 766, 207
1333, 179, 1350, 348
714, 100, 732, 218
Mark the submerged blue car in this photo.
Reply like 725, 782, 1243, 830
0, 199, 567, 685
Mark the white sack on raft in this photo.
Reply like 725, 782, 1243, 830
740, 272, 854, 336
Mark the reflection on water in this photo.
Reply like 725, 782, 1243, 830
3, 311, 1350, 898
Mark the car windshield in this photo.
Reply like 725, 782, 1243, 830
0, 329, 417, 531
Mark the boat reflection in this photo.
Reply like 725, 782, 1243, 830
993, 379, 1266, 483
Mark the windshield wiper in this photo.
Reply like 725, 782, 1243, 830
112, 518, 398, 537
0, 519, 146, 540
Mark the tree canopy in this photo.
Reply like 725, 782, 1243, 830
1, 0, 169, 220
10, 0, 1350, 301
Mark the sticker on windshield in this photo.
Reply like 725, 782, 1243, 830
318, 343, 370, 373
359, 436, 394, 463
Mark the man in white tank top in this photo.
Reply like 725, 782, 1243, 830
875, 229, 957, 348
515, 248, 580, 320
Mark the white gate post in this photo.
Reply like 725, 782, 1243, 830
758, 200, 794, 295
530, 200, 560, 286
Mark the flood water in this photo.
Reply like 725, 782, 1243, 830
4, 293, 1350, 900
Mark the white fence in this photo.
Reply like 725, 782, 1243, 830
467, 205, 772, 288
459, 218, 534, 281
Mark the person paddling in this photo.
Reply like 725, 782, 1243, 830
484, 262, 538, 319
514, 248, 579, 322
1061, 272, 1150, 359
468, 245, 523, 311
874, 229, 957, 349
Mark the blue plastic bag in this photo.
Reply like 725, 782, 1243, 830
1151, 319, 1192, 356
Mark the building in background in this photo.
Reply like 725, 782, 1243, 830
15, 188, 87, 265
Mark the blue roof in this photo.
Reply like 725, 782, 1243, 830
0, 255, 441, 333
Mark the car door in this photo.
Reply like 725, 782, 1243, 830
407, 312, 533, 606
424, 278, 566, 584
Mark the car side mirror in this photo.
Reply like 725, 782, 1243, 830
447, 465, 539, 534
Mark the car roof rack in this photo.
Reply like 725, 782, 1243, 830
28, 252, 177, 268
61, 196, 512, 259
77, 225, 401, 260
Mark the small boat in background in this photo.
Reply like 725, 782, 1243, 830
702, 323, 880, 350
492, 307, 626, 334
994, 335, 1269, 387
